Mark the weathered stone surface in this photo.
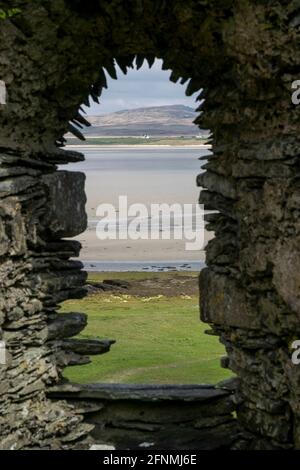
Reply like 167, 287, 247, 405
89, 420, 240, 450
61, 338, 115, 356
42, 171, 87, 238
0, 176, 37, 197
273, 238, 300, 315
48, 383, 231, 403
47, 313, 87, 340
0, 197, 26, 256
47, 383, 239, 450
197, 172, 237, 200
200, 269, 260, 329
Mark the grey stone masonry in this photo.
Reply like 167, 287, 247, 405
0, 0, 299, 449
47, 382, 240, 450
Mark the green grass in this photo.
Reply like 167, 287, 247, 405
87, 270, 199, 282
61, 273, 231, 385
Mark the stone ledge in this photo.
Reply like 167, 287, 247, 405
47, 382, 232, 402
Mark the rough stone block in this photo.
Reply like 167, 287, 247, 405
42, 171, 87, 238
47, 312, 87, 340
273, 238, 300, 315
200, 269, 260, 329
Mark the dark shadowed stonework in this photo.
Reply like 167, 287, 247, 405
47, 382, 240, 450
0, 0, 299, 449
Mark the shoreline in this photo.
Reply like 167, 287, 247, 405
82, 259, 205, 272
65, 144, 211, 150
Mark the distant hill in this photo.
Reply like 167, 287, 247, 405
75, 105, 206, 137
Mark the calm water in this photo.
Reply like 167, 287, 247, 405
66, 147, 209, 208
67, 147, 207, 171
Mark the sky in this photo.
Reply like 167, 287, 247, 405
83, 59, 198, 115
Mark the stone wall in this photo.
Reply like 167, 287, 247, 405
198, 2, 300, 449
0, 160, 114, 449
0, 0, 300, 450
47, 381, 239, 450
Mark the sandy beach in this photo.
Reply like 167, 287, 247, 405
76, 226, 212, 263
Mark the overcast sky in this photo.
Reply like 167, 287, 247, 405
83, 59, 198, 115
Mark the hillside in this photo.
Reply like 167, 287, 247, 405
77, 105, 205, 137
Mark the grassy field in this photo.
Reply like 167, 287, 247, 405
61, 272, 232, 385
66, 136, 208, 146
